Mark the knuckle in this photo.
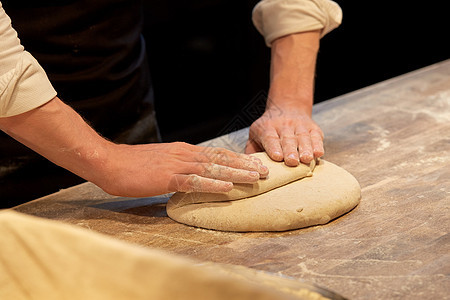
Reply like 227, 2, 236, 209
190, 163, 207, 176
310, 129, 323, 138
281, 135, 296, 142
186, 174, 201, 183
201, 162, 215, 176
173, 141, 189, 148
295, 132, 310, 138
168, 143, 189, 156
213, 150, 232, 163
169, 142, 189, 154
181, 174, 202, 192
262, 133, 279, 141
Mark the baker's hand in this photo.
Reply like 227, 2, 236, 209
0, 97, 268, 198
245, 106, 324, 167
97, 142, 269, 197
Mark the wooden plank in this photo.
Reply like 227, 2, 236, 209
13, 60, 450, 299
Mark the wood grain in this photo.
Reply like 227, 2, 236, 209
13, 60, 450, 299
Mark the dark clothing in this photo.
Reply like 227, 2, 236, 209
1, 0, 160, 207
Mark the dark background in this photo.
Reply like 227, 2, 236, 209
1, 1, 448, 207
143, 0, 449, 144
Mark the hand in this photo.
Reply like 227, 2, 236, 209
0, 97, 268, 198
245, 31, 323, 166
245, 106, 324, 167
97, 142, 269, 197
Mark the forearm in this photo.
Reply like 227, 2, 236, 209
248, 1, 341, 164
0, 97, 269, 197
246, 30, 323, 165
268, 30, 320, 114
0, 97, 110, 184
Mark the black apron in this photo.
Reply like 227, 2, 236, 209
1, 0, 161, 207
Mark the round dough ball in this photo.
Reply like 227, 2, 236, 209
167, 153, 361, 232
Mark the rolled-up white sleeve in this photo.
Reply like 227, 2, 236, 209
0, 2, 56, 117
252, 0, 343, 47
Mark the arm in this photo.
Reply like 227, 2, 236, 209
246, 31, 323, 166
0, 97, 268, 197
0, 3, 267, 197
247, 0, 342, 166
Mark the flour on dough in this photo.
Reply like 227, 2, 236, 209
167, 152, 361, 232
169, 152, 315, 208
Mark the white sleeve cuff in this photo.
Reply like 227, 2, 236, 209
252, 0, 343, 47
0, 51, 57, 117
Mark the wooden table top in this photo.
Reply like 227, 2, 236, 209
13, 60, 450, 299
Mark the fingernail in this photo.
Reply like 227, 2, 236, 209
288, 154, 298, 160
302, 151, 312, 158
223, 182, 234, 191
250, 171, 259, 177
259, 165, 269, 177
300, 152, 313, 163
273, 151, 282, 159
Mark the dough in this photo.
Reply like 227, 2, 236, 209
167, 152, 361, 232
169, 152, 316, 208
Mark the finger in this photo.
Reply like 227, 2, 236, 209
246, 131, 270, 178
244, 141, 269, 177
279, 127, 300, 167
296, 131, 314, 164
259, 128, 283, 162
245, 138, 264, 154
197, 163, 260, 183
169, 174, 233, 193
196, 147, 269, 178
310, 129, 324, 158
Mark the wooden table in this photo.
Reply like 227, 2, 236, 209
14, 60, 450, 299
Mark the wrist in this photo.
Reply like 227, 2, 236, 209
267, 31, 319, 117
72, 137, 112, 184
266, 93, 313, 115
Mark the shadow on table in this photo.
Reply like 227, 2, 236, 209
89, 194, 172, 218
